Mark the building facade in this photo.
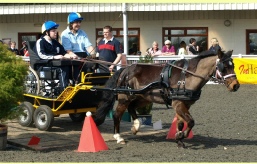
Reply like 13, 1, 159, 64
1, 3, 257, 55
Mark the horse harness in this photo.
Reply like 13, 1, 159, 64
159, 60, 202, 108
93, 55, 235, 108
212, 55, 236, 88
115, 59, 203, 108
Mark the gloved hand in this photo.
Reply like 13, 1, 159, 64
90, 53, 96, 59
86, 55, 92, 59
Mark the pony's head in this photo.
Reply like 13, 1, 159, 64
216, 50, 240, 92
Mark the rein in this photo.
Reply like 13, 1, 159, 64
166, 62, 206, 80
68, 57, 208, 81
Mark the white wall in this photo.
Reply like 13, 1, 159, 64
0, 19, 256, 55
0, 23, 41, 44
128, 19, 257, 55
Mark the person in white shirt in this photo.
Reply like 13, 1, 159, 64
178, 41, 188, 55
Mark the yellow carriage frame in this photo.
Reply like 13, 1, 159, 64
19, 64, 111, 131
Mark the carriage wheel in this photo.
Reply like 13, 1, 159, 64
69, 113, 86, 122
24, 66, 40, 95
33, 105, 54, 131
18, 101, 34, 127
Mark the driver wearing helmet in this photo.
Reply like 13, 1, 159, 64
61, 12, 95, 58
33, 20, 73, 92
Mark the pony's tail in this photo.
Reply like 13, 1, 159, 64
94, 68, 125, 126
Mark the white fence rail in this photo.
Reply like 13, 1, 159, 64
22, 54, 257, 85
125, 54, 257, 64
22, 54, 257, 65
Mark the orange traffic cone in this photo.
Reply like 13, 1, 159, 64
77, 112, 109, 152
166, 116, 193, 139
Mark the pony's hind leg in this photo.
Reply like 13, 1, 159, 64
113, 99, 129, 144
127, 99, 151, 135
127, 101, 141, 135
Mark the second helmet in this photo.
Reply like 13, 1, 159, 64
67, 12, 84, 24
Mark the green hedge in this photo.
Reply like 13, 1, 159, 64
0, 44, 28, 122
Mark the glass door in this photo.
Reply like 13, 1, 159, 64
18, 32, 42, 50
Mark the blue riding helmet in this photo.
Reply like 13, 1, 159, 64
41, 21, 59, 34
67, 12, 84, 24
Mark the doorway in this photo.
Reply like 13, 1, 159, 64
246, 30, 257, 55
18, 32, 42, 50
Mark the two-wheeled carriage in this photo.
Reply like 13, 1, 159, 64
19, 56, 111, 131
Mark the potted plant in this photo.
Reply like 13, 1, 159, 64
138, 54, 153, 63
0, 43, 28, 150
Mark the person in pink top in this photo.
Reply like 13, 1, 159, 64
148, 41, 162, 56
161, 40, 176, 55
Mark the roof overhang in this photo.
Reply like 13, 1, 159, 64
0, 3, 257, 15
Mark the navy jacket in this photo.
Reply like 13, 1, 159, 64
33, 36, 66, 59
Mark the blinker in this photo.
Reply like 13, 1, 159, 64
217, 62, 224, 72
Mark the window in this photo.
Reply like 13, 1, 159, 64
246, 30, 257, 55
18, 32, 42, 50
162, 27, 208, 54
96, 28, 140, 55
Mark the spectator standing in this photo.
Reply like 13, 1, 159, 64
129, 43, 138, 55
19, 41, 30, 56
8, 41, 20, 55
148, 41, 162, 56
187, 38, 199, 55
199, 41, 207, 53
96, 37, 102, 47
93, 37, 103, 72
209, 38, 221, 53
96, 25, 123, 73
161, 40, 175, 55
95, 37, 102, 57
178, 41, 188, 56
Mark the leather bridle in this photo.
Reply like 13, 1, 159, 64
214, 57, 236, 87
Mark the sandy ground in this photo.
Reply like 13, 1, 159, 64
1, 84, 257, 162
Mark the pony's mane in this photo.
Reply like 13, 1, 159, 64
175, 50, 218, 71
193, 50, 218, 60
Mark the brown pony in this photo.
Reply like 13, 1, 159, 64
93, 50, 240, 148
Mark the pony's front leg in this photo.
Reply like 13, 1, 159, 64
182, 113, 194, 138
175, 116, 186, 148
175, 113, 195, 148
173, 101, 194, 148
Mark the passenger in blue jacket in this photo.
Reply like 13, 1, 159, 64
33, 20, 77, 92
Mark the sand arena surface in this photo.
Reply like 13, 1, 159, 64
1, 84, 257, 162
